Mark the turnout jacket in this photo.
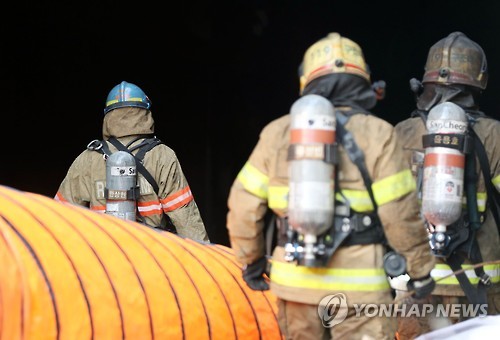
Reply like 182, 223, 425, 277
55, 107, 209, 242
395, 116, 500, 296
227, 108, 435, 305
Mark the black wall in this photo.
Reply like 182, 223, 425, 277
3, 1, 500, 245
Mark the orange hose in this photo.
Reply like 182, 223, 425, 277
0, 186, 282, 340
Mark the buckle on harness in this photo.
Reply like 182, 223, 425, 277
480, 273, 491, 286
87, 139, 109, 160
87, 139, 102, 151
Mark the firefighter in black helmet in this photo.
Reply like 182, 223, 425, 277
394, 32, 500, 339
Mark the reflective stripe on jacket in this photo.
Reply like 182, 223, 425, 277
227, 110, 434, 304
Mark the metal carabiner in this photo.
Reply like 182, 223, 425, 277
87, 139, 102, 151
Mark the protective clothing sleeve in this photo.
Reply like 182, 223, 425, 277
55, 151, 93, 207
156, 147, 209, 242
371, 123, 435, 279
227, 122, 280, 265
479, 118, 500, 193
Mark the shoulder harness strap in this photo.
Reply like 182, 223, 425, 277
107, 137, 162, 195
336, 110, 378, 211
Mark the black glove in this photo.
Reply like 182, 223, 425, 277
407, 274, 435, 299
242, 256, 270, 291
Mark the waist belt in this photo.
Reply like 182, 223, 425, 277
276, 212, 385, 248
335, 213, 385, 247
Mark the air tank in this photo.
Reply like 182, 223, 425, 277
287, 94, 336, 255
422, 102, 468, 235
105, 151, 138, 221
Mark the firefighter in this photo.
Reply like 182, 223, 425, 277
55, 81, 209, 243
394, 32, 500, 338
226, 32, 435, 340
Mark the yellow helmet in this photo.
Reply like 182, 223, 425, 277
422, 31, 488, 90
299, 33, 371, 93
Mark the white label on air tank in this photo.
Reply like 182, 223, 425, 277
293, 113, 335, 130
426, 119, 468, 133
106, 203, 120, 211
422, 176, 463, 203
110, 166, 136, 176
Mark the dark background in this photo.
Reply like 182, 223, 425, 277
2, 0, 500, 246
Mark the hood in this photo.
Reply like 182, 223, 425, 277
301, 73, 377, 114
414, 83, 483, 115
102, 107, 155, 140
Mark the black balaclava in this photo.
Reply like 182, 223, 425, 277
410, 80, 484, 117
302, 73, 377, 115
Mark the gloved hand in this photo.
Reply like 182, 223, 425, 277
242, 256, 270, 291
407, 274, 435, 300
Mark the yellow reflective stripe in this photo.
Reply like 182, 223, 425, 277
236, 162, 268, 199
269, 186, 289, 210
270, 261, 390, 291
372, 169, 416, 206
476, 192, 486, 212
335, 190, 373, 211
493, 174, 500, 191
431, 263, 500, 285
106, 97, 146, 105
335, 169, 416, 212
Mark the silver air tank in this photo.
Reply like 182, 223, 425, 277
287, 94, 336, 265
422, 102, 468, 253
105, 151, 138, 221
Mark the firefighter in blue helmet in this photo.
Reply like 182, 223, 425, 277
103, 81, 152, 114
55, 81, 210, 242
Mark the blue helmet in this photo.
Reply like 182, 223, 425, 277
103, 81, 152, 115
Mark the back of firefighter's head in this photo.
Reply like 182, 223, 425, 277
299, 32, 371, 94
103, 81, 152, 115
422, 31, 488, 91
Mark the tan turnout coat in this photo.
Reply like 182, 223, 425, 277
56, 107, 209, 242
395, 115, 500, 296
227, 108, 435, 306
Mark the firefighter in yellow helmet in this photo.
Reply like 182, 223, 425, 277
55, 81, 210, 242
394, 32, 500, 339
226, 33, 435, 339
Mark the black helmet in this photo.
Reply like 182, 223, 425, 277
422, 32, 488, 90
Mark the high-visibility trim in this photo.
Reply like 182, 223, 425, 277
54, 192, 67, 202
336, 169, 416, 211
270, 261, 390, 291
307, 63, 370, 84
90, 205, 106, 213
431, 263, 500, 285
138, 200, 163, 216
236, 162, 269, 200
268, 186, 289, 210
161, 186, 193, 212
493, 174, 500, 192
476, 192, 486, 212
372, 169, 416, 206
335, 191, 373, 212
106, 97, 145, 106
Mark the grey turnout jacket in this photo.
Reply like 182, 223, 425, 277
55, 107, 209, 242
